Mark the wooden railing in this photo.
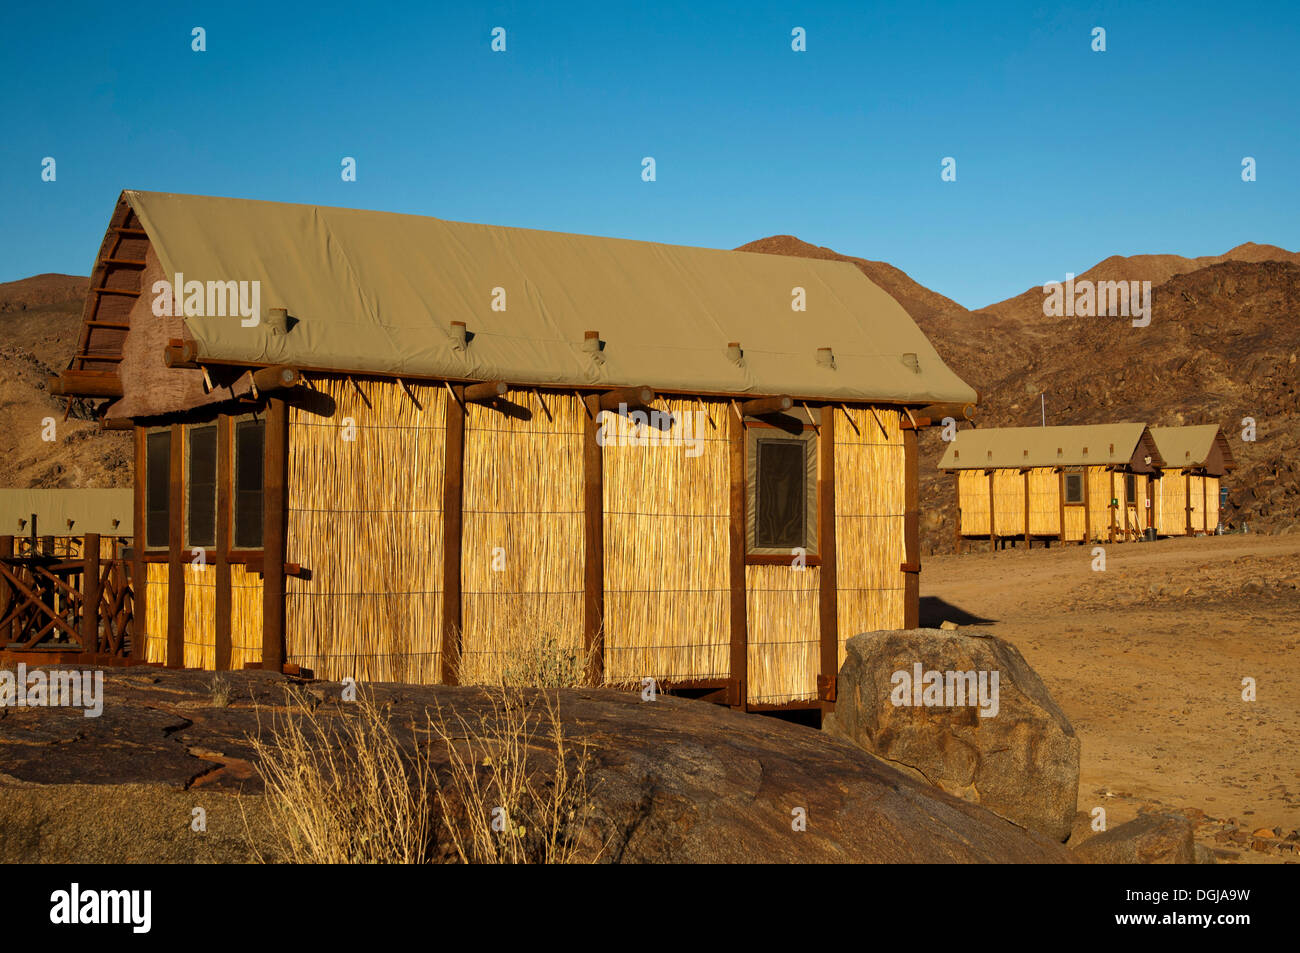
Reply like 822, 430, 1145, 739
0, 533, 134, 658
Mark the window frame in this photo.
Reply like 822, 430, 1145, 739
143, 427, 172, 551
184, 422, 219, 550
230, 412, 266, 553
1124, 472, 1137, 505
744, 421, 820, 562
1063, 469, 1085, 505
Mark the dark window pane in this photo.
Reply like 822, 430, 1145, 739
145, 430, 171, 549
756, 439, 806, 549
234, 419, 265, 549
1125, 473, 1136, 504
186, 425, 218, 548
1065, 472, 1083, 504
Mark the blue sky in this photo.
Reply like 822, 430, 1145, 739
2, 0, 1296, 307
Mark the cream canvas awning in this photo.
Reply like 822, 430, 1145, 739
0, 489, 133, 537
938, 423, 1164, 471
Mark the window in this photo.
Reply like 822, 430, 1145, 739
1125, 473, 1137, 505
233, 417, 265, 549
145, 429, 171, 549
1064, 471, 1084, 504
746, 428, 818, 556
186, 424, 218, 548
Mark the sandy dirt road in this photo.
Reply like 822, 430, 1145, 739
921, 532, 1300, 862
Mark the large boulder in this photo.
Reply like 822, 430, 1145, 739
824, 628, 1080, 842
1072, 813, 1197, 864
0, 668, 1073, 863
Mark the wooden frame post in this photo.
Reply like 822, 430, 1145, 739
727, 406, 748, 709
817, 409, 839, 709
440, 386, 465, 684
1109, 469, 1117, 543
1023, 469, 1031, 548
214, 414, 232, 670
167, 422, 184, 667
261, 398, 288, 673
1083, 467, 1092, 545
582, 394, 605, 687
902, 426, 920, 628
1184, 471, 1193, 535
1058, 469, 1067, 544
1202, 474, 1209, 534
0, 536, 12, 644
953, 473, 963, 554
132, 426, 147, 661
987, 470, 996, 551
82, 533, 101, 656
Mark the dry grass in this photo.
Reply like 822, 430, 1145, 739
209, 673, 232, 708
248, 685, 599, 864
454, 592, 596, 689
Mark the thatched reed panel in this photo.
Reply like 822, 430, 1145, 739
1205, 476, 1220, 530
230, 563, 263, 670
1188, 474, 1207, 531
144, 562, 168, 664
746, 563, 820, 705
602, 398, 730, 684
958, 470, 990, 535
459, 390, 584, 685
182, 563, 216, 669
1157, 469, 1187, 535
834, 406, 905, 666
1086, 467, 1112, 541
1028, 468, 1059, 536
285, 375, 445, 683
1064, 505, 1085, 541
993, 469, 1025, 536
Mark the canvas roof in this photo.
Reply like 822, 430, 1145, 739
938, 423, 1165, 471
121, 190, 977, 405
0, 489, 133, 537
1149, 425, 1235, 473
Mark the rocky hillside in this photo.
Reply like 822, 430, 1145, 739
740, 239, 1300, 553
0, 274, 131, 488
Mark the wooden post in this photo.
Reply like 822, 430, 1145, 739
132, 427, 147, 661
261, 399, 288, 673
214, 415, 232, 670
582, 394, 605, 687
818, 410, 839, 709
727, 407, 748, 709
1184, 471, 1193, 535
1083, 467, 1092, 545
1023, 469, 1031, 548
167, 423, 184, 667
987, 471, 996, 551
1202, 474, 1208, 534
440, 387, 465, 684
902, 426, 919, 628
82, 533, 101, 656
1109, 470, 1117, 543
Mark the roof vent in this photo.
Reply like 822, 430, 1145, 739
449, 321, 468, 350
816, 347, 835, 369
954, 450, 960, 460
583, 330, 605, 365
986, 450, 993, 460
1109, 443, 1115, 454
727, 341, 744, 364
901, 352, 920, 373
267, 307, 289, 336
1083, 446, 1089, 455
1056, 448, 1063, 456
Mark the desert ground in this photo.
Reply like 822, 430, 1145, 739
922, 531, 1300, 862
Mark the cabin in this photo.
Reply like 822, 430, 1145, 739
45, 189, 978, 713
1149, 425, 1234, 536
938, 424, 1166, 550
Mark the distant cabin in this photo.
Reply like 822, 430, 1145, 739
49, 190, 977, 713
1149, 425, 1235, 536
938, 423, 1166, 549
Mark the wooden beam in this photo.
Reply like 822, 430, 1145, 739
163, 340, 201, 369
47, 370, 123, 398
261, 398, 289, 672
464, 380, 508, 403
582, 394, 605, 687
440, 387, 465, 684
250, 365, 301, 393
214, 415, 232, 671
903, 426, 919, 628
598, 386, 655, 412
81, 534, 101, 654
818, 412, 839, 710
132, 427, 147, 662
98, 417, 132, 431
915, 400, 977, 423
167, 423, 184, 667
727, 408, 748, 710
738, 395, 793, 417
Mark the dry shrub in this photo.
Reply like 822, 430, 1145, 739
208, 673, 232, 708
248, 684, 600, 864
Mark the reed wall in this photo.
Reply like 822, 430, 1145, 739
1028, 467, 1059, 536
458, 389, 584, 685
746, 563, 820, 705
230, 562, 263, 670
1189, 474, 1207, 531
835, 407, 905, 667
1064, 504, 1085, 541
993, 469, 1025, 536
182, 563, 216, 669
1087, 466, 1112, 541
602, 398, 730, 684
1205, 476, 1220, 530
958, 470, 990, 535
1157, 469, 1188, 535
144, 562, 167, 664
285, 375, 445, 683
